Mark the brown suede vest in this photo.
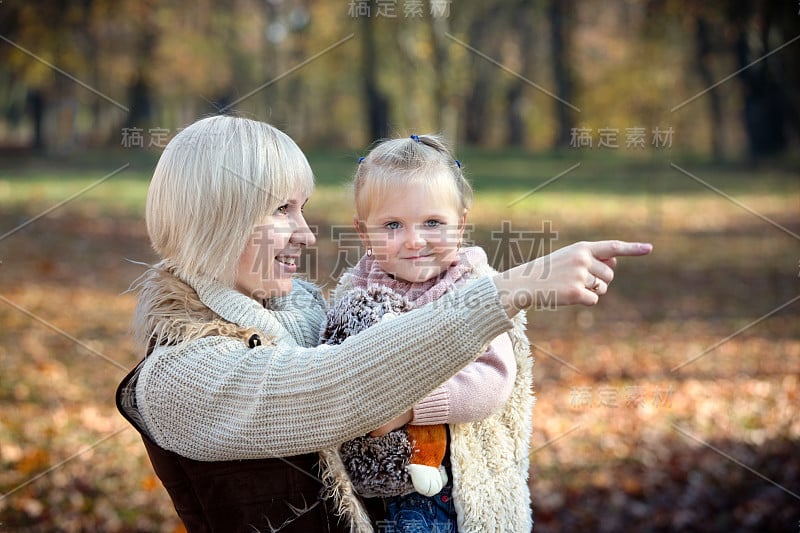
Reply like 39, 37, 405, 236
116, 361, 352, 533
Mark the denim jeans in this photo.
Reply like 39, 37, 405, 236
381, 485, 457, 533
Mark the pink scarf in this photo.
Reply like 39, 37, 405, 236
348, 246, 488, 307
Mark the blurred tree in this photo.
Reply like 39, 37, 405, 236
728, 0, 788, 158
0, 0, 139, 150
505, 0, 538, 147
122, 1, 157, 132
0, 0, 74, 150
257, 0, 314, 132
1, 0, 797, 156
774, 5, 800, 150
673, 0, 800, 159
548, 0, 577, 148
427, 9, 455, 137
463, 4, 503, 145
361, 2, 389, 140
694, 15, 723, 160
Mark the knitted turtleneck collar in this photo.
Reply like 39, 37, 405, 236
348, 246, 488, 307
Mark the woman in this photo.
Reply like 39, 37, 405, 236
116, 115, 652, 532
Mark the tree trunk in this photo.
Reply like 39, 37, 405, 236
27, 89, 45, 150
773, 3, 800, 147
732, 2, 786, 158
506, 0, 536, 147
694, 17, 723, 160
428, 13, 451, 136
506, 83, 525, 147
464, 74, 490, 145
123, 8, 156, 133
361, 6, 389, 140
463, 7, 501, 145
549, 0, 576, 148
125, 77, 151, 129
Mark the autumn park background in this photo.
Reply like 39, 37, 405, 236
1, 1, 799, 531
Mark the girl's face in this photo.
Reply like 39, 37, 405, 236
357, 178, 466, 283
235, 191, 315, 299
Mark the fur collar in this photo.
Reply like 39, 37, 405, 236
131, 259, 267, 354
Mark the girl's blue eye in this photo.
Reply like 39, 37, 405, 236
385, 221, 401, 230
423, 220, 442, 227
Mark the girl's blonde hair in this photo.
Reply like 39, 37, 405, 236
353, 134, 473, 220
146, 115, 314, 285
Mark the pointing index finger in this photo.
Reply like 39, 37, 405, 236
591, 240, 653, 260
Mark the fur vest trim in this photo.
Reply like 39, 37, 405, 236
131, 260, 268, 353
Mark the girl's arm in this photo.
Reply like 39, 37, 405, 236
411, 332, 516, 425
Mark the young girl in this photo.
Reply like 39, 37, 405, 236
323, 134, 534, 532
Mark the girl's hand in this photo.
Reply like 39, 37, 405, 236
369, 409, 413, 437
493, 240, 653, 316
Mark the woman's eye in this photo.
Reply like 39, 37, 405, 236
275, 204, 289, 215
384, 221, 401, 230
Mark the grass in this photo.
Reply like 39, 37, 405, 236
0, 149, 798, 531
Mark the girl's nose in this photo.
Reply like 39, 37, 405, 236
405, 227, 425, 249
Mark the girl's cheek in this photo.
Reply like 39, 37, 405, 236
369, 231, 389, 245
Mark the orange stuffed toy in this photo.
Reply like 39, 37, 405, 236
321, 286, 449, 497
405, 424, 448, 496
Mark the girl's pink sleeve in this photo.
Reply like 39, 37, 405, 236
411, 332, 517, 425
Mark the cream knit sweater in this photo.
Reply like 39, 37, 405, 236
134, 272, 512, 462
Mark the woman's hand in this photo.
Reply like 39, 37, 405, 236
369, 409, 413, 437
493, 240, 652, 317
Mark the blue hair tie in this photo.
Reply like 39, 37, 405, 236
358, 156, 365, 163
410, 134, 420, 143
455, 159, 461, 168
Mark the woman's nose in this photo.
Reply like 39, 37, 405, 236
292, 215, 316, 247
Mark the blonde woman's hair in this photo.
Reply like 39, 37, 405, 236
146, 115, 314, 285
353, 134, 473, 220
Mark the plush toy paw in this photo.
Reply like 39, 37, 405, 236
406, 464, 448, 497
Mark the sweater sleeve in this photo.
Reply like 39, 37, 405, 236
411, 331, 517, 425
135, 276, 512, 461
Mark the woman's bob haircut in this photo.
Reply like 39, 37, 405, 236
146, 115, 314, 285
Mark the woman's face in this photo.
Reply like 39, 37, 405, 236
235, 191, 315, 299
